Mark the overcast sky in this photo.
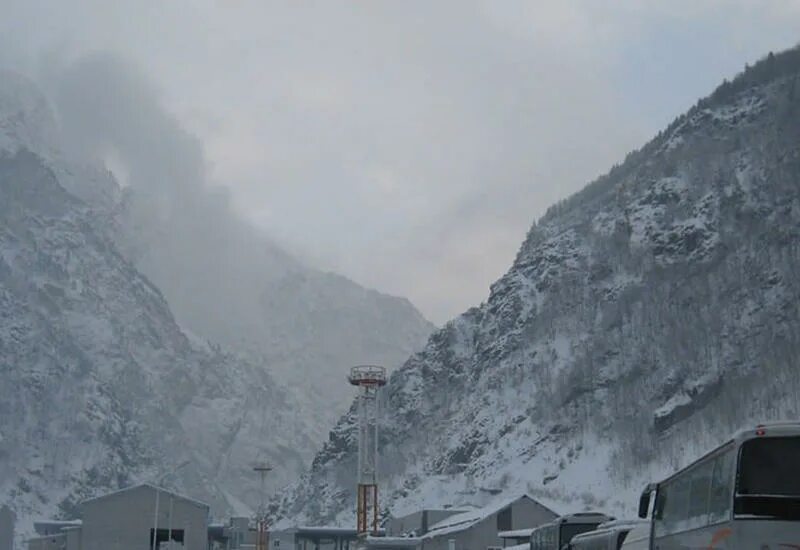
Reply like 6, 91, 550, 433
3, 1, 800, 323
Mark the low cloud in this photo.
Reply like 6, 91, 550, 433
2, 1, 800, 322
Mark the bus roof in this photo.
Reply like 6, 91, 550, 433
731, 421, 800, 441
651, 422, 800, 488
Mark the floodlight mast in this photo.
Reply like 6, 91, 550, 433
253, 463, 272, 550
348, 365, 387, 536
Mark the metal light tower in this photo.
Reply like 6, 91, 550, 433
348, 365, 387, 536
253, 463, 272, 550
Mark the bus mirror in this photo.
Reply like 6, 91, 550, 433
638, 484, 654, 518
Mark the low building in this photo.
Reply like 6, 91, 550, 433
363, 535, 422, 550
27, 521, 83, 550
271, 526, 368, 550
27, 484, 209, 550
387, 509, 467, 538
208, 517, 257, 550
498, 527, 536, 548
417, 494, 557, 550
80, 484, 209, 550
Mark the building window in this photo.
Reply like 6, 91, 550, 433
274, 541, 281, 548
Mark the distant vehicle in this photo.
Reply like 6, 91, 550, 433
614, 522, 649, 550
568, 519, 646, 550
631, 422, 800, 549
529, 512, 614, 550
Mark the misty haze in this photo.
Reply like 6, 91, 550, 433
1, 3, 800, 550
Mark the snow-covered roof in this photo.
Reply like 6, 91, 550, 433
33, 520, 82, 526
498, 527, 535, 539
423, 494, 544, 539
80, 483, 209, 510
33, 519, 83, 536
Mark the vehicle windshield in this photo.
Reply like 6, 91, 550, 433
736, 436, 800, 520
738, 436, 800, 496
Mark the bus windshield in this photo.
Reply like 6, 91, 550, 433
736, 436, 800, 520
738, 436, 800, 496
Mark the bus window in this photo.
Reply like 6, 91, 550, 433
654, 475, 690, 536
736, 436, 800, 519
707, 447, 734, 523
738, 436, 800, 496
686, 459, 714, 528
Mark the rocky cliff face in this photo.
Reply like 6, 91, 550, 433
0, 147, 316, 530
0, 68, 432, 534
275, 48, 800, 525
49, 54, 436, 442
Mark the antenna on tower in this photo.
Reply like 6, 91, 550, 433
252, 463, 272, 550
348, 365, 387, 537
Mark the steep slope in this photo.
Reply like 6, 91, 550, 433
0, 65, 433, 516
112, 183, 434, 441
275, 48, 800, 524
49, 54, 435, 439
0, 78, 319, 531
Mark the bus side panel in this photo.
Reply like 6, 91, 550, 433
735, 520, 800, 547
653, 522, 732, 550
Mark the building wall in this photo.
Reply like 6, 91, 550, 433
269, 529, 295, 550
389, 512, 424, 537
27, 535, 64, 550
64, 527, 82, 550
0, 506, 14, 550
80, 486, 208, 550
422, 498, 557, 550
227, 517, 256, 550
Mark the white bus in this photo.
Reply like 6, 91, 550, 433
568, 520, 646, 550
631, 422, 800, 549
529, 513, 614, 550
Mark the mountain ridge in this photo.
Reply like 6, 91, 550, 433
0, 65, 434, 536
273, 46, 800, 526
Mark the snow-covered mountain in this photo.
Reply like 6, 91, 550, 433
0, 65, 432, 534
274, 47, 800, 525
0, 146, 315, 531
49, 53, 435, 441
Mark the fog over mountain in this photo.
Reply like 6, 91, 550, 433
4, 2, 800, 323
275, 45, 800, 527
49, 52, 434, 436
0, 57, 432, 535
3, 2, 800, 542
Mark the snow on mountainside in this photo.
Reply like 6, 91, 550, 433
274, 48, 800, 525
48, 54, 435, 447
0, 147, 317, 537
0, 64, 433, 523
